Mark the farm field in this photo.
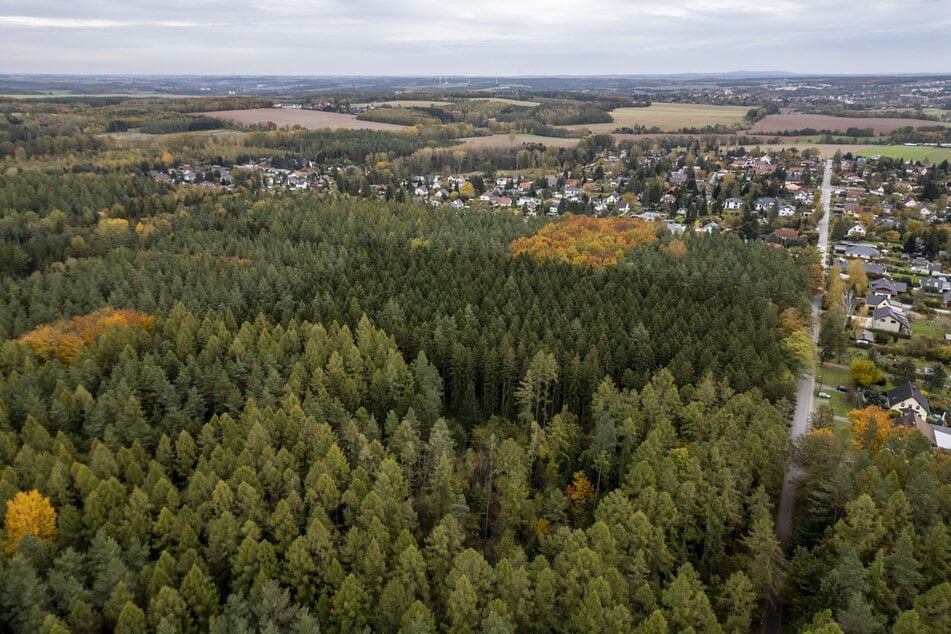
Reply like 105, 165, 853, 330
364, 100, 453, 107
750, 113, 949, 135
852, 145, 951, 162
458, 133, 581, 148
748, 143, 951, 161
208, 108, 407, 130
564, 103, 749, 132
104, 130, 250, 144
467, 97, 540, 107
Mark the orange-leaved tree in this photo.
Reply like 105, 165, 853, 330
4, 489, 57, 552
18, 308, 154, 363
510, 215, 657, 268
847, 406, 903, 452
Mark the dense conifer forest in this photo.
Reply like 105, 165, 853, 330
0, 97, 948, 633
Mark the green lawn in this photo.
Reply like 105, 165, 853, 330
816, 388, 854, 419
817, 363, 852, 388
853, 146, 951, 162
910, 317, 949, 340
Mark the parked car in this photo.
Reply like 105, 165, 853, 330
818, 392, 831, 399
837, 385, 848, 392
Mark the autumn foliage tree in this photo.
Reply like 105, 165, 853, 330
510, 215, 657, 268
566, 471, 595, 520
850, 359, 885, 388
4, 490, 57, 553
17, 308, 154, 363
847, 406, 903, 452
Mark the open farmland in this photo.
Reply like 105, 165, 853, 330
741, 143, 951, 162
208, 108, 407, 130
852, 145, 951, 161
468, 97, 541, 107
564, 103, 749, 132
750, 113, 948, 135
458, 133, 581, 148
366, 100, 453, 107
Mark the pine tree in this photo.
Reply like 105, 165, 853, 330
179, 564, 219, 632
114, 601, 147, 634
331, 574, 369, 633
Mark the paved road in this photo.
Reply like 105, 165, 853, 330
817, 158, 833, 269
764, 160, 833, 632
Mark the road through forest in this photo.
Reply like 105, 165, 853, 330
763, 159, 832, 631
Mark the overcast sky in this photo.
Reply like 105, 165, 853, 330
1, 0, 949, 76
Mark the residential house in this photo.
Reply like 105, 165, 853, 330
868, 306, 910, 334
843, 245, 881, 261
847, 223, 867, 238
869, 278, 908, 296
794, 190, 813, 204
866, 294, 904, 314
778, 204, 797, 217
773, 229, 800, 241
921, 276, 951, 295
910, 258, 942, 276
724, 197, 744, 211
887, 383, 930, 418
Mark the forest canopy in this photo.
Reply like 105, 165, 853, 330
0, 95, 946, 633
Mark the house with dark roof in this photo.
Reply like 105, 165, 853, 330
921, 276, 951, 295
844, 245, 882, 261
866, 295, 904, 314
887, 383, 930, 418
869, 278, 908, 297
868, 306, 910, 334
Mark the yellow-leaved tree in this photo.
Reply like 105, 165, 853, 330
847, 406, 903, 453
4, 489, 57, 552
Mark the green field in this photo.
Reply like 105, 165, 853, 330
367, 100, 453, 107
817, 363, 853, 389
564, 103, 749, 133
468, 97, 540, 107
910, 316, 950, 340
792, 135, 880, 144
853, 145, 951, 162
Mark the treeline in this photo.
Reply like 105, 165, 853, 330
355, 108, 442, 127
802, 105, 943, 121
0, 113, 107, 160
112, 116, 227, 135
241, 129, 459, 165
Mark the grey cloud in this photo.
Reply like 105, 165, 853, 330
0, 0, 948, 74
